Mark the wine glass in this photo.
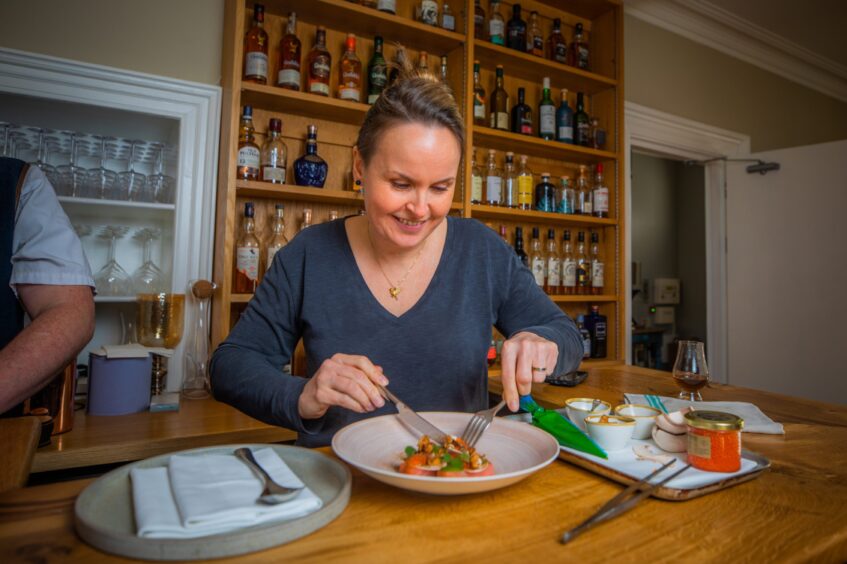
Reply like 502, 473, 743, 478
137, 293, 185, 395
131, 227, 165, 293
93, 225, 131, 296
55, 133, 88, 197
31, 128, 59, 187
148, 144, 175, 204
672, 340, 710, 401
81, 136, 118, 199
118, 141, 147, 201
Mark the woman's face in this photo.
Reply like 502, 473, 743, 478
354, 122, 460, 252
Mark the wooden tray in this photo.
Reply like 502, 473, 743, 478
74, 444, 351, 560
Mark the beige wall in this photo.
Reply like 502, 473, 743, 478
0, 0, 224, 85
625, 14, 847, 152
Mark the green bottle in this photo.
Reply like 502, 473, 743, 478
539, 76, 556, 140
520, 395, 607, 459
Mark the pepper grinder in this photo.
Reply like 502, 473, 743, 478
182, 280, 217, 399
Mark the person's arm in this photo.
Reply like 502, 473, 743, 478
0, 284, 94, 413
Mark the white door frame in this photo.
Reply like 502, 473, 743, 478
624, 102, 749, 384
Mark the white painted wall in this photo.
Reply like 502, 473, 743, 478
726, 139, 847, 404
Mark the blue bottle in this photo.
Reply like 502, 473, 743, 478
534, 173, 555, 212
556, 88, 574, 144
293, 124, 328, 188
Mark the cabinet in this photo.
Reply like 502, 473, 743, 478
212, 0, 625, 368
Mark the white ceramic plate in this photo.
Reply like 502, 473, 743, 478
331, 411, 559, 495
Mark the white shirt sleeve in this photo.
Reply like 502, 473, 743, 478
10, 166, 95, 293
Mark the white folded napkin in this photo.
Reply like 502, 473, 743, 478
130, 448, 323, 538
624, 394, 784, 434
99, 344, 174, 359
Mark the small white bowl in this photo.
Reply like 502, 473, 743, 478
565, 398, 611, 431
584, 415, 636, 451
613, 404, 661, 440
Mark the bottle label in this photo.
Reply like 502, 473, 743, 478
540, 107, 555, 135
520, 118, 532, 135
237, 146, 261, 172
485, 175, 502, 202
245, 52, 268, 79
370, 69, 387, 88
555, 44, 566, 62
583, 198, 593, 214
377, 0, 396, 11
278, 68, 300, 87
577, 263, 589, 287
518, 176, 533, 206
581, 331, 591, 357
578, 46, 590, 69
266, 244, 283, 271
236, 247, 260, 282
592, 262, 604, 288
368, 93, 381, 104
262, 165, 286, 184
420, 0, 438, 24
688, 433, 712, 459
492, 111, 509, 130
594, 188, 609, 213
547, 257, 561, 286
442, 14, 455, 30
309, 80, 330, 95
532, 36, 544, 53
531, 257, 545, 286
473, 99, 485, 119
594, 321, 607, 339
558, 125, 574, 141
563, 259, 576, 286
339, 86, 361, 101
578, 122, 590, 145
471, 175, 483, 202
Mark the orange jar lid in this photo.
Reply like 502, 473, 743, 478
684, 410, 743, 432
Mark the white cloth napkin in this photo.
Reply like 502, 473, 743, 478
624, 394, 784, 434
130, 448, 323, 538
99, 344, 174, 359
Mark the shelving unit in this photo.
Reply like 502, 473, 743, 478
213, 0, 625, 370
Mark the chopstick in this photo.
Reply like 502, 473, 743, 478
561, 462, 692, 544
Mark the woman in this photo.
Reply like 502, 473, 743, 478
210, 51, 583, 447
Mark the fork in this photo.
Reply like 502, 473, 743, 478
234, 447, 303, 505
461, 399, 507, 449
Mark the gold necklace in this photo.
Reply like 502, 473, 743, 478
367, 226, 426, 300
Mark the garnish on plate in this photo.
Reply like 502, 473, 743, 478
398, 435, 494, 477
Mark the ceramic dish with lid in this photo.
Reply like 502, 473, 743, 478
584, 415, 636, 451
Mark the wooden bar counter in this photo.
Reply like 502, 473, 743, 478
2, 365, 846, 562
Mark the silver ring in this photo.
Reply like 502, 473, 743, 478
531, 366, 546, 372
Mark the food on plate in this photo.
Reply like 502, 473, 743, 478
398, 435, 494, 477
652, 407, 692, 453
633, 444, 677, 465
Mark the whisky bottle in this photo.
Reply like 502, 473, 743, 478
417, 51, 430, 73
489, 65, 509, 131
484, 149, 503, 206
591, 118, 607, 150
506, 3, 527, 52
265, 203, 289, 271
387, 49, 404, 86
260, 118, 288, 184
547, 18, 567, 63
556, 88, 574, 143
502, 152, 518, 208
338, 34, 362, 102
590, 232, 604, 295
307, 27, 332, 96
593, 163, 609, 218
440, 56, 449, 84
528, 11, 543, 56
575, 164, 592, 215
377, 0, 396, 13
488, 0, 505, 45
514, 226, 528, 267
441, 3, 455, 31
516, 154, 533, 210
243, 3, 269, 84
561, 230, 576, 295
417, 0, 438, 26
470, 149, 483, 204
511, 87, 533, 135
575, 93, 591, 146
367, 36, 388, 104
293, 125, 328, 187
576, 231, 590, 295
545, 228, 560, 294
299, 208, 313, 232
538, 77, 556, 140
236, 105, 260, 181
276, 12, 301, 90
567, 22, 590, 70
528, 227, 545, 287
474, 0, 486, 39
472, 60, 487, 126
534, 172, 555, 212
556, 175, 575, 214
235, 202, 261, 293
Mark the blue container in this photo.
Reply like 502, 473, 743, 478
87, 352, 152, 416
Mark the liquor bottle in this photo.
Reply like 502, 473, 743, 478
499, 224, 509, 244
556, 88, 574, 144
538, 77, 556, 140
362, 0, 378, 8
243, 4, 269, 84
502, 152, 518, 208
511, 87, 533, 135
517, 154, 533, 210
236, 105, 260, 181
506, 3, 527, 52
441, 2, 455, 31
528, 227, 545, 287
265, 203, 288, 271
592, 163, 609, 218
567, 22, 590, 70
575, 231, 590, 295
417, 51, 430, 73
547, 18, 567, 63
307, 27, 332, 96
528, 11, 544, 56
575, 314, 591, 359
417, 0, 438, 26
590, 232, 604, 295
377, 0, 396, 14
470, 149, 483, 204
299, 208, 313, 232
590, 117, 607, 150
234, 202, 261, 293
387, 49, 404, 86
574, 93, 591, 146
575, 164, 592, 215
488, 0, 505, 46
484, 149, 503, 206
260, 118, 288, 184
293, 125, 328, 187
473, 0, 486, 39
534, 172, 555, 212
544, 228, 560, 294
556, 176, 574, 214
585, 305, 607, 358
472, 60, 487, 126
338, 34, 362, 102
514, 226, 528, 267
489, 65, 509, 131
367, 36, 388, 104
440, 56, 449, 84
276, 12, 301, 90
328, 210, 339, 222
561, 230, 576, 295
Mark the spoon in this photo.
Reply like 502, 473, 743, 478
589, 399, 603, 412
234, 447, 303, 505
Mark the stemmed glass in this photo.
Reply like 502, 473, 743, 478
93, 225, 131, 296
55, 133, 87, 197
131, 227, 165, 293
148, 144, 175, 204
31, 128, 59, 187
118, 141, 147, 201
81, 136, 117, 199
672, 340, 710, 401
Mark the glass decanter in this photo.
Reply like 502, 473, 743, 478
293, 124, 327, 187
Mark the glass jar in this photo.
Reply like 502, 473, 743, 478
684, 411, 744, 473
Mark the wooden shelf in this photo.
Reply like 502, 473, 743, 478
470, 205, 617, 227
261, 0, 466, 54
231, 293, 253, 303
472, 126, 616, 164
241, 83, 369, 126
473, 40, 616, 95
237, 180, 365, 204
534, 0, 621, 21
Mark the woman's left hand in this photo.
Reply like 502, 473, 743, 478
499, 331, 558, 412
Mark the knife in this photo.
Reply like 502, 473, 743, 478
377, 384, 450, 444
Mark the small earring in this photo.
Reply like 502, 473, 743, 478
355, 178, 364, 194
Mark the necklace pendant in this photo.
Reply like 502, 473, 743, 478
389, 287, 400, 300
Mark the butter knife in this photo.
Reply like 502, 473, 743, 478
377, 385, 449, 444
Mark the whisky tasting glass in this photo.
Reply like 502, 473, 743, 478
131, 227, 165, 294
81, 136, 118, 199
93, 225, 131, 296
672, 340, 710, 401
116, 140, 146, 201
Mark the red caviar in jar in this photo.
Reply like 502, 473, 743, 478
684, 411, 744, 473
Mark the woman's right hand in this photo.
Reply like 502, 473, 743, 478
298, 353, 388, 419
